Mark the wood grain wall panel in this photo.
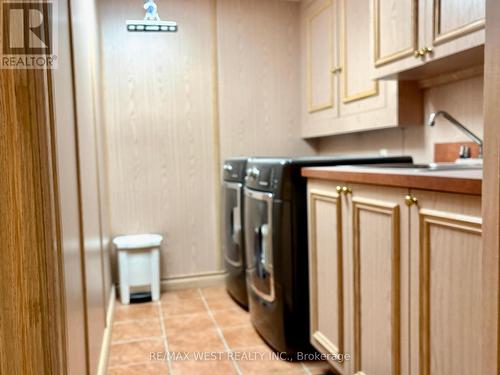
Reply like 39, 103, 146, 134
217, 0, 316, 160
0, 25, 65, 375
70, 0, 109, 372
92, 11, 113, 319
99, 0, 220, 279
318, 75, 483, 163
52, 0, 88, 373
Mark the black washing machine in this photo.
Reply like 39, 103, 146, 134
243, 155, 413, 355
222, 158, 249, 308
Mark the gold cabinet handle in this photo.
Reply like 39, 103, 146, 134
336, 186, 343, 194
414, 49, 424, 58
405, 194, 418, 207
330, 66, 343, 74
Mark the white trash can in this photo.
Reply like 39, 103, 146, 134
113, 234, 163, 305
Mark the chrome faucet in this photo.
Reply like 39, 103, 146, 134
428, 111, 483, 159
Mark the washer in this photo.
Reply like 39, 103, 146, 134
243, 155, 413, 355
222, 157, 249, 308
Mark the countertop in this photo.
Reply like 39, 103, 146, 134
301, 165, 482, 195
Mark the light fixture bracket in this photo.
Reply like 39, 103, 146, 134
126, 19, 177, 32
126, 1, 178, 32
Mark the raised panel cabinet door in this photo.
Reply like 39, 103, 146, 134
346, 184, 410, 375
308, 180, 346, 374
306, 0, 337, 113
425, 0, 485, 61
301, 0, 341, 138
372, 0, 426, 79
340, 0, 378, 104
373, 0, 419, 67
408, 190, 482, 375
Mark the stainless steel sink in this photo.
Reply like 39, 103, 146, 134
360, 162, 483, 172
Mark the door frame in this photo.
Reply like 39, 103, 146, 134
482, 1, 500, 374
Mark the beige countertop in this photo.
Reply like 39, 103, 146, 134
301, 165, 482, 195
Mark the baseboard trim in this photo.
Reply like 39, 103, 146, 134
97, 285, 116, 375
160, 271, 226, 292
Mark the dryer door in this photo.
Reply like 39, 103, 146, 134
222, 182, 244, 267
244, 188, 275, 303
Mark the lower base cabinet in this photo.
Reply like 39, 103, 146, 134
307, 179, 483, 375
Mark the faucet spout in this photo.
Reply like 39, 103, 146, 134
427, 110, 483, 159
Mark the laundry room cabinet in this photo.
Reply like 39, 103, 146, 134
307, 178, 483, 375
300, 0, 421, 138
373, 0, 485, 79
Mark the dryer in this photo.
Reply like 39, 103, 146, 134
243, 155, 413, 355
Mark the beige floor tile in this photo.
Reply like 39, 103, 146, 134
111, 319, 162, 343
167, 327, 226, 353
164, 311, 214, 335
161, 297, 207, 316
303, 360, 337, 375
212, 307, 251, 329
205, 294, 239, 311
108, 338, 165, 367
222, 325, 265, 349
160, 289, 201, 303
234, 345, 305, 375
107, 361, 168, 374
114, 303, 160, 322
171, 359, 237, 375
200, 285, 228, 300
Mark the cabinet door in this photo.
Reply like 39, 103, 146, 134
426, 0, 485, 61
372, 0, 426, 79
301, 0, 340, 136
345, 184, 410, 375
340, 0, 378, 104
338, 0, 400, 134
308, 180, 346, 373
409, 190, 482, 375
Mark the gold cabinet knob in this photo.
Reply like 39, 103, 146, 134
330, 66, 343, 74
414, 47, 433, 58
405, 194, 418, 207
422, 46, 433, 55
342, 186, 352, 194
336, 186, 343, 194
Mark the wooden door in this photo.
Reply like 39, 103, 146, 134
345, 184, 410, 375
0, 43, 66, 375
372, 0, 426, 79
425, 0, 485, 61
308, 180, 346, 374
408, 190, 482, 375
301, 0, 340, 136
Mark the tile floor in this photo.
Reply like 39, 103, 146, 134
107, 285, 334, 374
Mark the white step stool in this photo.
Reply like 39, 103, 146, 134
113, 234, 163, 305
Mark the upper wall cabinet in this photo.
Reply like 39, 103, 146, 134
373, 0, 485, 79
301, 0, 422, 139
